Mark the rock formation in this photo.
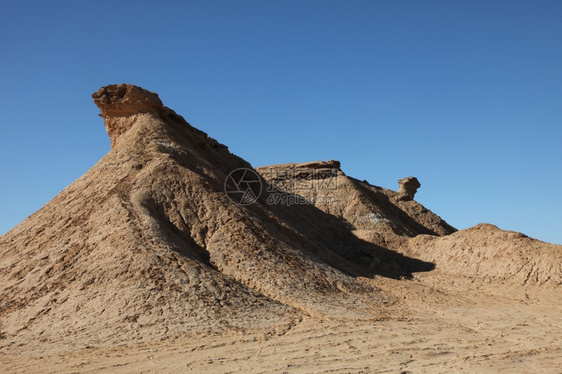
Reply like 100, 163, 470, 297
257, 164, 455, 248
397, 176, 421, 201
92, 84, 164, 147
0, 84, 560, 356
0, 84, 396, 353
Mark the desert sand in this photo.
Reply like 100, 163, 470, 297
2, 274, 560, 373
1, 85, 560, 373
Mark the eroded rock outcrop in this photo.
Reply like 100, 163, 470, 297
257, 163, 455, 245
398, 176, 421, 201
92, 84, 165, 147
2, 84, 559, 357
0, 84, 394, 353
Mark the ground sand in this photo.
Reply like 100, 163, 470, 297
2, 273, 560, 374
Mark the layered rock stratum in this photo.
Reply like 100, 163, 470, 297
0, 85, 560, 371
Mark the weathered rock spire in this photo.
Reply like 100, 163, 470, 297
398, 176, 421, 201
92, 84, 164, 147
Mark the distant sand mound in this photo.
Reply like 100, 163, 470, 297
401, 223, 562, 286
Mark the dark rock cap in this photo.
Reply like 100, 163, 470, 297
92, 84, 165, 148
92, 84, 163, 118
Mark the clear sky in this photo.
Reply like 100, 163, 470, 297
1, 0, 561, 244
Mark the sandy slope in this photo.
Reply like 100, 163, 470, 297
2, 274, 560, 374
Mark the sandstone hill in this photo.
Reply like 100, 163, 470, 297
0, 84, 560, 359
257, 162, 561, 287
256, 161, 455, 248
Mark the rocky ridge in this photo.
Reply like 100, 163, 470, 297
0, 84, 560, 355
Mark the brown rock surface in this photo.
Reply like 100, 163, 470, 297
0, 84, 395, 354
397, 176, 421, 200
92, 84, 165, 147
257, 162, 455, 245
1, 85, 561, 372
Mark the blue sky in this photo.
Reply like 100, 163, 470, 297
1, 0, 561, 244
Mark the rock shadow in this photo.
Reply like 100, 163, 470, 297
248, 185, 436, 281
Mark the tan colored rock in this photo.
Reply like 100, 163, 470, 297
1, 84, 560, 363
92, 84, 165, 147
257, 163, 455, 244
0, 85, 390, 354
397, 176, 421, 201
